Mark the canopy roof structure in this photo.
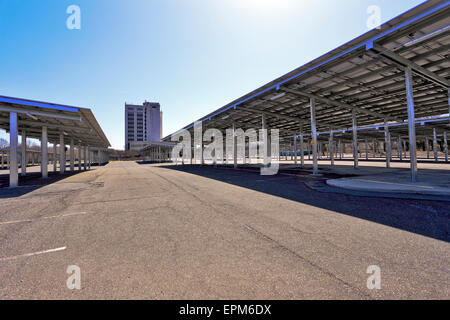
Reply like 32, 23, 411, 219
163, 0, 449, 144
0, 96, 110, 148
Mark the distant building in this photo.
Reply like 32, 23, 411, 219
125, 101, 163, 150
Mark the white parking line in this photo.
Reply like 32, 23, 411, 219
0, 212, 87, 226
0, 246, 67, 262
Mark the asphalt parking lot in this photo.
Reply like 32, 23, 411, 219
0, 161, 448, 299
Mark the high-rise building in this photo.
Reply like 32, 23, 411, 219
125, 101, 162, 150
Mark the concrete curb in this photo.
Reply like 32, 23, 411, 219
326, 178, 450, 197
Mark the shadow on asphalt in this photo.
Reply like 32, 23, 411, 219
136, 160, 172, 165
156, 164, 449, 243
0, 163, 106, 198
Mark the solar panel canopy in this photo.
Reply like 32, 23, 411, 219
0, 96, 110, 148
163, 0, 449, 145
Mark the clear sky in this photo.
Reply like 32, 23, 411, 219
0, 0, 425, 149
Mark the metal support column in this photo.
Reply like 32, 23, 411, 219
84, 147, 88, 171
352, 110, 358, 169
53, 144, 57, 172
444, 132, 448, 163
310, 98, 318, 175
403, 140, 407, 159
318, 143, 321, 160
78, 146, 82, 171
433, 128, 438, 162
60, 133, 65, 174
365, 139, 368, 161
21, 130, 27, 176
158, 146, 161, 163
329, 129, 334, 166
233, 123, 237, 168
41, 126, 48, 179
384, 120, 391, 168
299, 124, 304, 168
70, 139, 74, 171
405, 67, 417, 182
294, 136, 298, 165
261, 114, 269, 167
9, 112, 18, 188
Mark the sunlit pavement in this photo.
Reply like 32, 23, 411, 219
0, 161, 448, 299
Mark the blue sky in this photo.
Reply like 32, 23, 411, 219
0, 0, 425, 149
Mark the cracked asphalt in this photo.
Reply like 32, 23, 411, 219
0, 161, 448, 299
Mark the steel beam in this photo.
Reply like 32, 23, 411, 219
0, 105, 81, 121
0, 118, 91, 133
372, 44, 449, 88
281, 86, 401, 122
238, 105, 305, 125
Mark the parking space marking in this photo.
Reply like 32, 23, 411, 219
0, 246, 67, 262
0, 212, 87, 226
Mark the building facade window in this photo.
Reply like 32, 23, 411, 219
125, 102, 162, 150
